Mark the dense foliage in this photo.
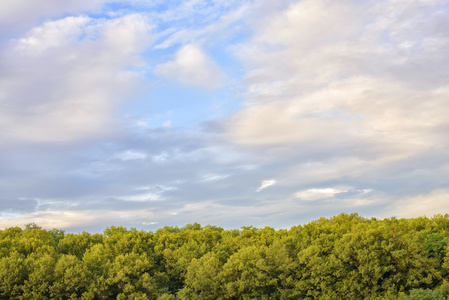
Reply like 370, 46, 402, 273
2, 213, 449, 299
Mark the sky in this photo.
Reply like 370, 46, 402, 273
1, 0, 449, 233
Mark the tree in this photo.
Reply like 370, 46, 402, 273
22, 251, 57, 299
184, 252, 222, 299
0, 251, 27, 299
58, 232, 92, 258
107, 252, 158, 299
404, 288, 445, 300
220, 246, 282, 299
50, 254, 92, 299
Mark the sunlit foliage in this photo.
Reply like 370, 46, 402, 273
1, 213, 449, 299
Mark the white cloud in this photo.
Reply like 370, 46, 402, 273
389, 190, 449, 218
16, 16, 91, 54
229, 76, 449, 153
116, 150, 147, 161
142, 221, 158, 225
136, 185, 177, 192
115, 185, 176, 202
224, 0, 449, 190
154, 44, 224, 88
0, 14, 153, 143
100, 13, 153, 57
0, 0, 104, 35
120, 192, 163, 202
256, 179, 276, 192
0, 207, 160, 230
152, 0, 250, 49
294, 188, 349, 201
150, 148, 207, 164
200, 173, 229, 182
152, 152, 170, 163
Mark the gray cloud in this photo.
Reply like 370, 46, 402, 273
0, 198, 38, 215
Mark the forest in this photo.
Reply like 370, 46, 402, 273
2, 213, 449, 299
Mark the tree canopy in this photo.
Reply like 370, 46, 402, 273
1, 213, 449, 299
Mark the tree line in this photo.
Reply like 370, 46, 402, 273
1, 213, 449, 299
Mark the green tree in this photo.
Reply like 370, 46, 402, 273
0, 251, 27, 299
50, 254, 92, 299
22, 251, 57, 299
404, 288, 445, 300
58, 232, 93, 258
14, 225, 55, 257
0, 226, 22, 258
424, 231, 449, 262
83, 244, 110, 277
184, 252, 222, 299
107, 252, 158, 299
220, 245, 282, 300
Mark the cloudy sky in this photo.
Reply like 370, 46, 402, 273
1, 0, 449, 233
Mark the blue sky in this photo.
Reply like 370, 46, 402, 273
1, 0, 449, 232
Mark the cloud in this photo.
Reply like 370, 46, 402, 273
256, 179, 277, 192
117, 184, 177, 202
1, 0, 449, 232
389, 190, 449, 218
152, 0, 251, 49
154, 44, 224, 88
0, 0, 104, 36
115, 150, 147, 161
16, 16, 91, 54
0, 14, 153, 143
0, 198, 38, 215
294, 188, 349, 201
227, 0, 449, 150
0, 207, 160, 231
119, 193, 163, 202
200, 173, 229, 182
223, 0, 449, 193
142, 221, 158, 225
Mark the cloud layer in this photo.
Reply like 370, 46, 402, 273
0, 0, 448, 232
